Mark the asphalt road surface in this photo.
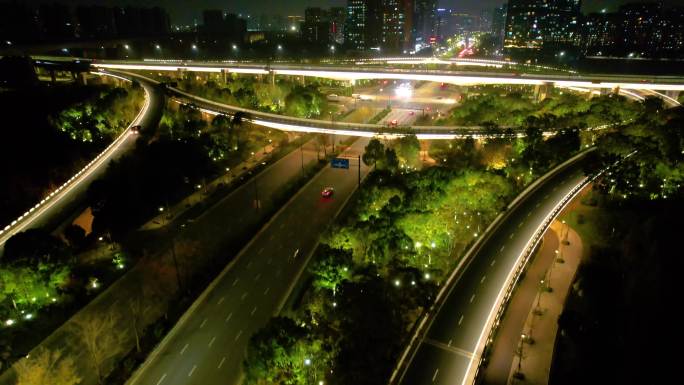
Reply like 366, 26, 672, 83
128, 138, 370, 385
0, 74, 163, 253
398, 159, 588, 385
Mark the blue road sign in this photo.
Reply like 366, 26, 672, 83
331, 157, 350, 169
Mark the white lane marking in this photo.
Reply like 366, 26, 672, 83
535, 202, 541, 208
200, 318, 207, 328
225, 312, 233, 322
500, 246, 505, 252
251, 306, 257, 316
241, 292, 248, 301
258, 247, 264, 255
480, 276, 486, 284
217, 297, 225, 305
208, 336, 216, 347
491, 259, 496, 267
293, 248, 300, 258
552, 186, 558, 191
254, 273, 261, 281
155, 373, 167, 385
180, 343, 189, 355
235, 330, 243, 341
218, 356, 226, 369
469, 294, 475, 303
264, 287, 270, 295
509, 233, 515, 239
527, 212, 532, 218
232, 278, 239, 286
247, 261, 253, 268
458, 315, 464, 325
518, 222, 523, 228
432, 368, 439, 382
544, 194, 549, 199
448, 339, 452, 347
188, 365, 197, 377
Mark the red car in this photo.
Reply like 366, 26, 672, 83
321, 187, 334, 198
408, 111, 415, 116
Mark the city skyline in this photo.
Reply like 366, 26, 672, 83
16, 0, 683, 25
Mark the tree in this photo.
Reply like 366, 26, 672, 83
70, 310, 125, 384
14, 348, 81, 385
64, 224, 86, 250
244, 317, 328, 385
309, 246, 352, 295
362, 138, 385, 167
3, 229, 69, 266
394, 134, 420, 168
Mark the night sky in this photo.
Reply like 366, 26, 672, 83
21, 0, 684, 25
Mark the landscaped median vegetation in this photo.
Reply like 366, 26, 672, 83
416, 85, 642, 129
240, 90, 669, 385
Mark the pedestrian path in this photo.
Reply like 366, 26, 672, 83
506, 220, 582, 385
141, 144, 276, 230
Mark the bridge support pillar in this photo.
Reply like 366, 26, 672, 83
666, 90, 680, 102
50, 69, 56, 84
221, 69, 228, 84
269, 70, 275, 85
76, 72, 88, 86
534, 82, 552, 102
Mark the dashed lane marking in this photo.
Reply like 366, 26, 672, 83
180, 344, 189, 355
208, 336, 216, 347
470, 294, 475, 303
432, 368, 439, 382
217, 297, 225, 305
225, 312, 233, 323
218, 356, 226, 369
200, 318, 207, 328
155, 373, 167, 385
235, 330, 243, 341
480, 276, 486, 284
251, 306, 257, 316
458, 315, 464, 325
264, 287, 270, 295
188, 365, 196, 377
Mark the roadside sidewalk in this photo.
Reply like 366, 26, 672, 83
140, 144, 275, 231
507, 220, 582, 385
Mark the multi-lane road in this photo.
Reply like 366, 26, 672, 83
0, 72, 163, 253
397, 157, 589, 385
128, 139, 370, 385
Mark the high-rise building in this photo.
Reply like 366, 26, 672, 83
504, 0, 581, 56
203, 10, 224, 34
581, 3, 684, 59
76, 5, 117, 39
345, 0, 382, 51
302, 7, 330, 44
330, 7, 347, 44
491, 4, 507, 49
382, 0, 405, 52
414, 0, 437, 46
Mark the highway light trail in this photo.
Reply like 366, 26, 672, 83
92, 62, 684, 91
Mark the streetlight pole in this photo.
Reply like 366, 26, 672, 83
517, 333, 526, 375
300, 142, 305, 173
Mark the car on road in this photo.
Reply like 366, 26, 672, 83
326, 94, 339, 101
321, 187, 334, 198
131, 125, 142, 134
408, 111, 415, 116
389, 119, 398, 126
